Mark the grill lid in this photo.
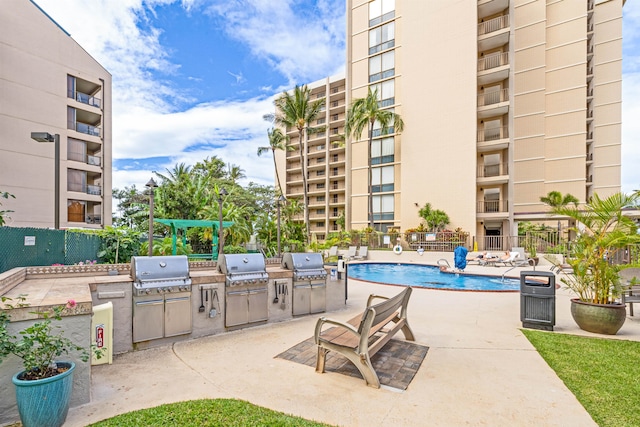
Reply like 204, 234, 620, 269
131, 255, 191, 284
218, 253, 267, 275
282, 253, 327, 280
282, 252, 325, 271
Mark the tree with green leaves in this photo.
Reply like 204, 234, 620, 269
418, 203, 450, 232
226, 163, 246, 184
345, 87, 404, 229
553, 192, 640, 304
540, 191, 579, 209
266, 85, 325, 245
112, 185, 149, 230
258, 128, 290, 194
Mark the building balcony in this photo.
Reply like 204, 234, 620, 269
71, 121, 101, 137
477, 125, 509, 152
477, 88, 509, 118
477, 52, 509, 85
478, 15, 509, 52
477, 162, 508, 178
476, 200, 508, 214
72, 90, 101, 109
85, 214, 102, 224
68, 183, 102, 197
478, 0, 509, 20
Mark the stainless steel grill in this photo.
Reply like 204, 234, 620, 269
282, 253, 327, 315
131, 255, 192, 296
218, 253, 269, 327
217, 253, 269, 286
130, 255, 192, 343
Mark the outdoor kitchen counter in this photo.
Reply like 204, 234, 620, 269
1, 275, 94, 321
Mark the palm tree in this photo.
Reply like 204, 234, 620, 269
226, 163, 246, 184
267, 85, 325, 244
553, 192, 640, 304
540, 191, 579, 208
257, 128, 290, 195
345, 87, 404, 229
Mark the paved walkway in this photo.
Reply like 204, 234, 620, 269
65, 260, 640, 427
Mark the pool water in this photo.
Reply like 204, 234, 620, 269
347, 263, 520, 292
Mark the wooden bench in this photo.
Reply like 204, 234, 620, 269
313, 287, 415, 388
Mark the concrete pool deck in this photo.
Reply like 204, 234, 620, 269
63, 255, 640, 427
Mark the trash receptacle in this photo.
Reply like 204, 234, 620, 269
520, 271, 556, 331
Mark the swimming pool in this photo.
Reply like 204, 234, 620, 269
347, 263, 520, 292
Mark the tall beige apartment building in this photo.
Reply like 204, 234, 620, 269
342, 0, 623, 245
279, 76, 348, 241
0, 0, 112, 229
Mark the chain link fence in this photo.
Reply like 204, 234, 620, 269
0, 228, 101, 273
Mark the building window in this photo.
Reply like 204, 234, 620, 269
369, 51, 395, 83
317, 117, 326, 124
371, 112, 395, 137
317, 209, 326, 215
317, 222, 325, 228
316, 170, 325, 176
369, 21, 395, 54
371, 166, 394, 193
371, 79, 395, 107
317, 196, 325, 202
317, 183, 325, 189
369, 0, 395, 27
371, 137, 394, 164
67, 138, 87, 163
332, 167, 339, 176
373, 194, 394, 221
67, 169, 87, 193
333, 208, 339, 216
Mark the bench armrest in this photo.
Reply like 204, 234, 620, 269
314, 317, 360, 343
366, 294, 389, 307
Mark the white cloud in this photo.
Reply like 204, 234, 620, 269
202, 0, 346, 85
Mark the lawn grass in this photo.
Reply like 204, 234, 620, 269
88, 398, 335, 427
522, 329, 640, 427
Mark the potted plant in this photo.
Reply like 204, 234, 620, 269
552, 192, 640, 335
1, 296, 102, 427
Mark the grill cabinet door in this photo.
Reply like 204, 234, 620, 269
310, 282, 327, 314
292, 283, 311, 316
226, 290, 249, 327
165, 295, 192, 337
248, 288, 268, 323
133, 297, 164, 343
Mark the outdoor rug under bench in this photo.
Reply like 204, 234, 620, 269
276, 337, 429, 390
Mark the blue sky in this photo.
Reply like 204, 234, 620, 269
34, 0, 640, 193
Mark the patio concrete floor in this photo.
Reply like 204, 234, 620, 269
65, 260, 640, 427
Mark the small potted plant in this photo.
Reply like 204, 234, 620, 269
1, 296, 102, 427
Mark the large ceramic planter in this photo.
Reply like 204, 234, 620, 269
12, 361, 75, 427
570, 299, 626, 335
